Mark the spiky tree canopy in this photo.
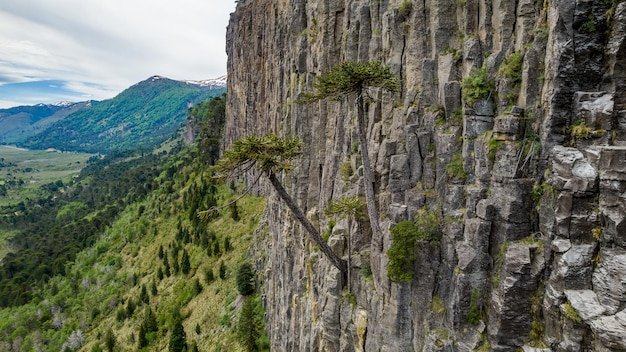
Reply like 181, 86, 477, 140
212, 134, 304, 178
324, 196, 367, 220
209, 133, 348, 273
300, 60, 400, 102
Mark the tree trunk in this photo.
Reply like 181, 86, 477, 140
356, 91, 383, 246
267, 172, 348, 273
347, 217, 352, 293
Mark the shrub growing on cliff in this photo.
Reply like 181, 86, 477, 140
461, 67, 494, 105
497, 51, 523, 104
466, 288, 482, 324
387, 208, 441, 282
570, 119, 593, 140
398, 0, 413, 20
445, 152, 466, 182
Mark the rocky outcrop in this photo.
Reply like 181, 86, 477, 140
225, 0, 626, 350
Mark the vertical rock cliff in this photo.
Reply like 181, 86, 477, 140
225, 0, 626, 350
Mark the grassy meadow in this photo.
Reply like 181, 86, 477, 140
0, 146, 94, 206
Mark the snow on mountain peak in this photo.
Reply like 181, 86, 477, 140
53, 101, 74, 107
185, 76, 227, 88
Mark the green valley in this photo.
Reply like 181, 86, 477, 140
0, 146, 93, 207
0, 95, 269, 351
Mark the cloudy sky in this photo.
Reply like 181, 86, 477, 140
0, 1, 236, 108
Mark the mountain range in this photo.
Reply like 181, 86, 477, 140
0, 75, 226, 153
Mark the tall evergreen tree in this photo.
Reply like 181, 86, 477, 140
236, 262, 255, 296
210, 134, 347, 273
169, 316, 187, 352
224, 236, 232, 252
151, 280, 158, 295
219, 261, 227, 280
180, 249, 191, 275
138, 323, 148, 349
299, 60, 400, 249
144, 307, 158, 334
163, 255, 171, 277
205, 267, 215, 284
140, 284, 149, 304
104, 328, 115, 352
230, 201, 240, 221
213, 240, 221, 257
236, 297, 261, 352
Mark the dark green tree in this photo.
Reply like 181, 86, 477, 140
213, 240, 221, 257
300, 61, 400, 248
144, 307, 158, 334
169, 315, 187, 352
236, 297, 261, 352
224, 236, 232, 252
219, 261, 227, 280
230, 201, 240, 221
180, 249, 191, 275
195, 94, 227, 166
151, 280, 158, 295
163, 255, 171, 277
236, 262, 256, 296
138, 323, 148, 349
126, 298, 136, 317
140, 284, 149, 304
209, 134, 347, 273
205, 267, 215, 284
192, 278, 203, 295
104, 328, 116, 352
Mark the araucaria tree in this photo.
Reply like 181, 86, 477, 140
300, 60, 400, 244
210, 134, 347, 273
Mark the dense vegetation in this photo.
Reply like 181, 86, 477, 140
0, 102, 90, 145
387, 208, 441, 282
191, 94, 227, 166
23, 77, 225, 153
0, 148, 170, 306
0, 95, 269, 351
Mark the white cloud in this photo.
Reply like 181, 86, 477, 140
0, 0, 235, 107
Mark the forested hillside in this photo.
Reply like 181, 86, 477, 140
0, 95, 268, 351
0, 102, 91, 144
23, 77, 225, 153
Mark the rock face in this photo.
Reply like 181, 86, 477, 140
225, 0, 626, 350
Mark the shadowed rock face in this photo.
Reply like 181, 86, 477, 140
225, 0, 626, 351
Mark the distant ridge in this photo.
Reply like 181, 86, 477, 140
18, 76, 226, 153
0, 101, 92, 145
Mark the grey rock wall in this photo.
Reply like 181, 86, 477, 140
225, 0, 626, 350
